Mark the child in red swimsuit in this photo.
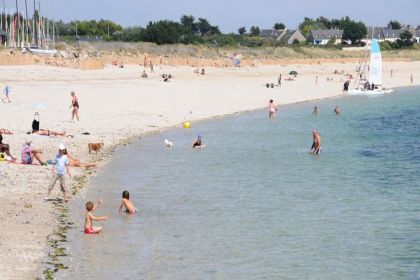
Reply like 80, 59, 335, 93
84, 200, 108, 234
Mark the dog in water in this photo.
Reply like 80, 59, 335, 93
88, 142, 104, 154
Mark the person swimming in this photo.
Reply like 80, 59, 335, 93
192, 135, 203, 148
118, 190, 137, 214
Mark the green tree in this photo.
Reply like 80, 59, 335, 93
145, 20, 184, 44
250, 26, 260, 36
197, 18, 211, 35
238, 26, 246, 35
396, 30, 414, 47
273, 22, 285, 30
387, 20, 402, 29
180, 15, 198, 33
342, 21, 367, 44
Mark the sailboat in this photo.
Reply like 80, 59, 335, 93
349, 39, 393, 95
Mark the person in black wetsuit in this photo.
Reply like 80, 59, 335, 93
192, 135, 203, 148
70, 91, 80, 122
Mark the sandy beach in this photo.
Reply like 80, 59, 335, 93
0, 60, 419, 279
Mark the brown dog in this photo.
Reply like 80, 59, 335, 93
88, 142, 104, 154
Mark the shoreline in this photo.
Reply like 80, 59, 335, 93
0, 61, 418, 279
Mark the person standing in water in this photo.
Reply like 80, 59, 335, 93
70, 91, 80, 122
312, 106, 319, 116
410, 74, 413, 85
311, 129, 322, 155
333, 105, 340, 115
268, 99, 278, 118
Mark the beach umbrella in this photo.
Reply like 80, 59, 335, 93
289, 70, 298, 76
32, 103, 48, 110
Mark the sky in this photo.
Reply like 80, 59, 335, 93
7, 0, 420, 32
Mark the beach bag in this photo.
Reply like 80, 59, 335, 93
32, 112, 40, 131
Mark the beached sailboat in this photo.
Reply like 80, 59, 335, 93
349, 39, 393, 95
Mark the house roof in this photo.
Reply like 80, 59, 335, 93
369, 28, 405, 39
260, 29, 284, 39
310, 29, 343, 40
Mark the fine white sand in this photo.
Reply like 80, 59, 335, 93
0, 61, 419, 278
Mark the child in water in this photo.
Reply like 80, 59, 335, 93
118, 190, 137, 214
84, 199, 108, 234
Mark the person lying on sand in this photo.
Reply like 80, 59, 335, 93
118, 190, 137, 214
63, 149, 97, 168
0, 129, 13, 135
84, 199, 108, 234
32, 129, 66, 137
0, 134, 16, 160
31, 112, 66, 137
21, 141, 46, 165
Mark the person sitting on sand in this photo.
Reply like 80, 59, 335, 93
63, 149, 97, 168
0, 134, 16, 160
118, 190, 137, 214
31, 112, 66, 137
84, 199, 108, 234
333, 105, 341, 115
311, 129, 322, 155
201, 68, 205, 75
192, 135, 204, 149
141, 70, 148, 78
0, 129, 13, 135
21, 141, 46, 165
268, 99, 278, 118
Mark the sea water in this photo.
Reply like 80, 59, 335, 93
58, 87, 420, 279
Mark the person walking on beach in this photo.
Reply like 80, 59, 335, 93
85, 199, 107, 234
150, 60, 154, 73
311, 129, 322, 155
390, 69, 393, 79
312, 106, 319, 116
2, 84, 11, 103
277, 74, 282, 87
45, 144, 71, 202
269, 99, 278, 118
315, 76, 318, 85
410, 74, 413, 85
343, 80, 350, 93
333, 105, 340, 115
70, 91, 80, 122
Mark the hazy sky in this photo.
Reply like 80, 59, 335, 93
9, 0, 420, 32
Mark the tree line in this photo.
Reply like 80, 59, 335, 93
1, 12, 417, 48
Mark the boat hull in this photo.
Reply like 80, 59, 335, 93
348, 88, 393, 96
28, 48, 57, 56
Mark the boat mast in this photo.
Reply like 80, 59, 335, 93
25, 0, 29, 47
15, 0, 19, 47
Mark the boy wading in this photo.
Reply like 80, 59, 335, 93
46, 144, 71, 202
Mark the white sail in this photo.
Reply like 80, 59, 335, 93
369, 39, 382, 85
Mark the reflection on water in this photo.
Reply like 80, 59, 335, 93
58, 87, 420, 279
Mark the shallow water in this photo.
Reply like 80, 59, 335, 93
58, 87, 420, 279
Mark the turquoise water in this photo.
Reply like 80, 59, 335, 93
59, 87, 419, 279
